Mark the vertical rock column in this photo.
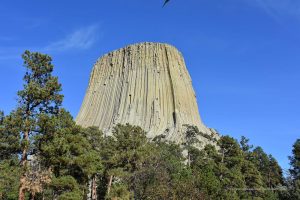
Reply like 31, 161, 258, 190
76, 42, 215, 144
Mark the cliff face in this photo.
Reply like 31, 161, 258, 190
76, 42, 218, 145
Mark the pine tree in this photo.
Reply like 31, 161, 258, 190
289, 139, 300, 199
239, 136, 265, 198
100, 124, 148, 199
0, 112, 20, 199
15, 50, 63, 200
252, 147, 271, 184
252, 146, 284, 199
132, 134, 203, 199
217, 136, 245, 199
81, 127, 104, 200
37, 109, 102, 199
240, 136, 253, 153
0, 111, 22, 160
182, 124, 202, 167
0, 159, 20, 200
268, 155, 284, 188
0, 111, 3, 127
290, 139, 300, 180
189, 145, 221, 199
241, 159, 264, 198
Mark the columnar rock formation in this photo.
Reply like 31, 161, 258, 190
76, 42, 218, 145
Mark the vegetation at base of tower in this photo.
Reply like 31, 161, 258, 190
286, 139, 300, 199
0, 51, 298, 199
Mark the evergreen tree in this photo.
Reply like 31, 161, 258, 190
182, 124, 201, 167
290, 139, 300, 180
37, 110, 102, 199
81, 127, 104, 200
0, 111, 22, 160
15, 50, 63, 200
289, 139, 300, 199
241, 159, 264, 198
100, 124, 149, 199
0, 111, 3, 123
252, 147, 272, 185
98, 124, 205, 199
239, 136, 265, 198
189, 145, 221, 199
132, 134, 205, 199
252, 146, 284, 199
0, 159, 20, 200
268, 155, 284, 188
218, 136, 245, 199
240, 136, 253, 153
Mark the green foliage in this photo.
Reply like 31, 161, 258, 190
0, 111, 3, 125
16, 50, 64, 157
100, 124, 150, 198
293, 179, 300, 199
287, 139, 300, 199
133, 141, 192, 199
50, 176, 82, 199
182, 124, 201, 147
58, 192, 83, 200
98, 124, 207, 199
37, 110, 103, 198
0, 115, 287, 200
0, 112, 22, 160
241, 160, 264, 196
18, 50, 63, 115
107, 183, 132, 200
252, 146, 284, 192
240, 136, 253, 153
5, 50, 64, 198
1, 114, 287, 200
107, 124, 148, 171
81, 126, 104, 151
186, 135, 286, 200
290, 139, 300, 180
0, 159, 20, 200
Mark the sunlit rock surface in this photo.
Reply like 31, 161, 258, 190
76, 42, 219, 145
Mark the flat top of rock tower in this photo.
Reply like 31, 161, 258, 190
114, 42, 178, 51
95, 42, 182, 63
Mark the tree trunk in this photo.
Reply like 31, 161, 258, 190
30, 193, 35, 200
221, 149, 225, 163
188, 152, 191, 167
87, 178, 92, 200
18, 176, 26, 200
53, 192, 58, 200
87, 175, 97, 200
92, 176, 97, 200
107, 175, 113, 196
220, 149, 225, 180
268, 170, 271, 188
19, 130, 29, 200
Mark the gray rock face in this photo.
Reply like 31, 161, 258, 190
76, 42, 218, 145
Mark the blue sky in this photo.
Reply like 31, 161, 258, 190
0, 0, 299, 170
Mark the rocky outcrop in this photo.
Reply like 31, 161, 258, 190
76, 42, 218, 145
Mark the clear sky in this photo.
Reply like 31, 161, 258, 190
0, 0, 299, 171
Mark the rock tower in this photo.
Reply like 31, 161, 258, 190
76, 42, 218, 145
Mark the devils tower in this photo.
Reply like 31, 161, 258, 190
76, 42, 218, 145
